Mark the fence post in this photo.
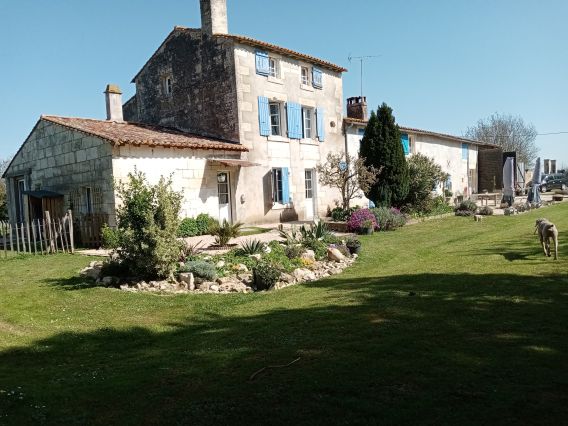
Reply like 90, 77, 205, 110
67, 210, 75, 253
31, 219, 37, 255
15, 223, 20, 253
45, 211, 54, 254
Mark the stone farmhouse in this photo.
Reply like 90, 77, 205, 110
3, 0, 499, 230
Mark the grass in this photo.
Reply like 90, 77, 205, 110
0, 204, 567, 425
239, 226, 273, 237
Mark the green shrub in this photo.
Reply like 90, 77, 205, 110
210, 220, 243, 247
182, 260, 217, 281
196, 213, 217, 235
371, 207, 407, 231
334, 244, 351, 258
478, 206, 494, 216
285, 244, 305, 259
252, 260, 281, 290
100, 260, 129, 281
101, 224, 120, 249
330, 206, 358, 222
177, 218, 199, 237
179, 240, 204, 263
322, 233, 342, 245
236, 239, 265, 256
264, 241, 303, 273
455, 200, 478, 217
302, 238, 328, 260
113, 171, 183, 279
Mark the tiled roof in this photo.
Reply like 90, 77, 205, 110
343, 117, 497, 147
131, 27, 347, 82
214, 33, 348, 73
42, 116, 248, 151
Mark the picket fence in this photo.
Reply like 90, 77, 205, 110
0, 210, 75, 256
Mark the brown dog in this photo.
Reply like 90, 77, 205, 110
535, 218, 559, 260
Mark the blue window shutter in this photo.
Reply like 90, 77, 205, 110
462, 143, 468, 160
446, 175, 452, 190
287, 102, 302, 139
256, 51, 269, 76
312, 68, 323, 88
316, 107, 325, 142
401, 133, 409, 155
258, 96, 270, 136
282, 167, 290, 203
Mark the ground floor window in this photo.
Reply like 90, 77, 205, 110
305, 169, 313, 199
271, 167, 290, 204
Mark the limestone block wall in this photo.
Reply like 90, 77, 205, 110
233, 43, 346, 223
111, 146, 241, 223
4, 119, 114, 223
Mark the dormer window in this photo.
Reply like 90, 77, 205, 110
268, 57, 279, 78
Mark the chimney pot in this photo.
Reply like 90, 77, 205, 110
346, 96, 368, 120
104, 84, 124, 122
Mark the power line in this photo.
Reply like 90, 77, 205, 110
536, 131, 568, 136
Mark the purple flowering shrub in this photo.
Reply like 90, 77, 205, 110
347, 208, 379, 232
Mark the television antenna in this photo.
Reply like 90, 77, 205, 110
348, 54, 381, 99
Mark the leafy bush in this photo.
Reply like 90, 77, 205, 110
478, 206, 494, 216
302, 238, 328, 260
196, 213, 217, 235
322, 233, 342, 245
346, 237, 361, 248
177, 218, 199, 237
371, 207, 407, 231
264, 241, 303, 272
455, 200, 478, 217
330, 206, 359, 222
285, 244, 305, 259
429, 196, 454, 215
210, 220, 243, 247
253, 261, 281, 290
402, 153, 448, 214
181, 260, 217, 281
112, 171, 183, 279
347, 208, 378, 232
101, 224, 120, 249
236, 239, 265, 256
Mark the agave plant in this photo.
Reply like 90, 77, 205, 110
179, 239, 204, 262
278, 224, 301, 246
300, 221, 330, 241
237, 239, 265, 256
210, 220, 243, 247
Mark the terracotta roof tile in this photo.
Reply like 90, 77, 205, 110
42, 116, 248, 152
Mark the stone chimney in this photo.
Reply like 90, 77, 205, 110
200, 0, 228, 36
346, 96, 368, 120
104, 84, 123, 122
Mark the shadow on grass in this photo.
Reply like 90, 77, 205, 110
2, 273, 568, 425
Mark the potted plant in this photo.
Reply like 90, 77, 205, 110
361, 219, 374, 235
346, 237, 361, 255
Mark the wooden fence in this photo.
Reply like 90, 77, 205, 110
75, 213, 107, 248
0, 210, 74, 256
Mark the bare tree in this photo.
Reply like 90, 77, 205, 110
316, 152, 379, 209
465, 113, 538, 165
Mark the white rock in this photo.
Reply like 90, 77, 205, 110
179, 272, 194, 289
301, 250, 316, 262
235, 263, 249, 272
216, 260, 226, 268
249, 254, 262, 261
327, 247, 346, 263
210, 284, 220, 292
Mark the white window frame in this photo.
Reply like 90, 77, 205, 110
269, 102, 282, 136
305, 169, 314, 199
302, 107, 314, 139
163, 76, 173, 96
301, 66, 310, 85
272, 168, 284, 204
268, 57, 279, 78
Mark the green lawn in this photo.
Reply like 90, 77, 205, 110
1, 205, 567, 425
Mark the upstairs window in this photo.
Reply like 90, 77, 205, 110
269, 102, 282, 136
162, 76, 173, 96
401, 133, 410, 155
256, 51, 270, 76
462, 143, 468, 160
301, 66, 310, 85
269, 57, 279, 78
302, 107, 313, 139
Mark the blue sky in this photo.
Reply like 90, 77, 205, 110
1, 0, 567, 167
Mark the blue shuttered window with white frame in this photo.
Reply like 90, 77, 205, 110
316, 107, 325, 142
281, 167, 290, 204
286, 102, 302, 139
272, 167, 290, 204
312, 68, 323, 89
258, 96, 270, 136
401, 133, 410, 155
255, 51, 270, 76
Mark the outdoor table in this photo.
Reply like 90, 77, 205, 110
477, 193, 499, 206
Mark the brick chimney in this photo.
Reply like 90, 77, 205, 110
200, 0, 228, 36
346, 96, 368, 120
104, 84, 124, 122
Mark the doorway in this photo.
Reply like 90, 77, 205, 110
304, 169, 316, 220
217, 172, 232, 224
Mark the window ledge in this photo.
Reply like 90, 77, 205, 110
268, 76, 284, 85
300, 139, 318, 146
300, 84, 314, 92
267, 135, 289, 143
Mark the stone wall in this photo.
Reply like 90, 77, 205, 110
4, 119, 114, 223
127, 29, 240, 143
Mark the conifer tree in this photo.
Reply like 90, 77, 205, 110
360, 103, 409, 207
